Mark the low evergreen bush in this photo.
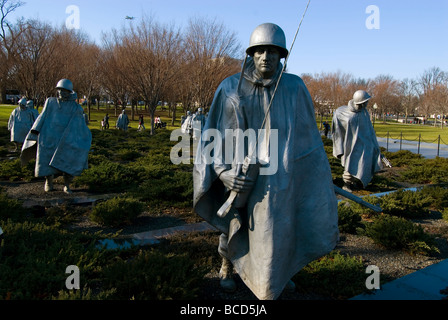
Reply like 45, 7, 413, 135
0, 220, 109, 300
0, 158, 35, 181
363, 214, 439, 256
74, 160, 144, 193
90, 196, 144, 227
101, 249, 208, 300
135, 170, 193, 208
293, 251, 367, 299
114, 148, 142, 162
382, 150, 424, 167
0, 188, 27, 222
442, 208, 448, 223
419, 186, 448, 211
375, 189, 433, 218
400, 157, 448, 184
337, 201, 363, 234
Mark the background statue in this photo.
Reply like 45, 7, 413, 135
8, 98, 35, 152
181, 110, 193, 135
193, 23, 339, 300
331, 90, 383, 192
26, 99, 39, 121
116, 109, 130, 131
192, 107, 206, 140
20, 79, 92, 194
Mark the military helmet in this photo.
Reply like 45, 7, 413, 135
18, 98, 27, 106
56, 79, 74, 92
353, 90, 371, 105
246, 23, 288, 58
26, 100, 34, 108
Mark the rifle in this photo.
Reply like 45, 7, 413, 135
333, 185, 382, 213
381, 155, 392, 168
217, 155, 259, 218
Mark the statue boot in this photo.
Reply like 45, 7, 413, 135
342, 182, 353, 193
63, 174, 73, 194
44, 175, 54, 192
219, 257, 236, 293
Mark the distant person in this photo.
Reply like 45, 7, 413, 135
102, 114, 110, 130
323, 121, 330, 138
8, 98, 35, 152
116, 109, 129, 131
138, 114, 146, 131
20, 79, 92, 194
331, 90, 383, 192
155, 116, 162, 129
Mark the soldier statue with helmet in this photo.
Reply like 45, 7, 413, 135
193, 23, 339, 300
331, 90, 383, 192
8, 97, 35, 152
21, 79, 92, 194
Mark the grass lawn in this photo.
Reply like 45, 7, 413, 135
0, 103, 184, 132
2, 104, 448, 144
372, 122, 448, 144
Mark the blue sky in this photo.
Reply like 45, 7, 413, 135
8, 0, 448, 81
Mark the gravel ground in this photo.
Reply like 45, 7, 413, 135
2, 178, 448, 300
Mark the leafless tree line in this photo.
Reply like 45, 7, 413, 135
302, 67, 448, 127
1, 0, 447, 133
0, 2, 241, 134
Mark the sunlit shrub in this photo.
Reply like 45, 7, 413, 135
363, 214, 439, 256
90, 196, 144, 227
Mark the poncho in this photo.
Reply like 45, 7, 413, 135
21, 95, 92, 177
331, 101, 383, 187
8, 106, 35, 143
181, 114, 193, 134
116, 112, 129, 130
193, 58, 339, 300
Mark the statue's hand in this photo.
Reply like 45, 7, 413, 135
219, 170, 255, 193
28, 130, 39, 141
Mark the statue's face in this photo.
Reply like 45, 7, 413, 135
356, 101, 368, 111
57, 89, 72, 100
253, 45, 280, 79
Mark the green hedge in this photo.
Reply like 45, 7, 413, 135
363, 214, 439, 256
90, 196, 145, 227
293, 251, 367, 299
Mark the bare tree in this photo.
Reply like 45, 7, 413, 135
417, 67, 448, 127
370, 75, 400, 122
398, 78, 419, 124
12, 21, 92, 108
12, 19, 56, 105
74, 42, 102, 120
183, 17, 241, 112
99, 35, 131, 117
112, 17, 182, 134
0, 0, 24, 103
